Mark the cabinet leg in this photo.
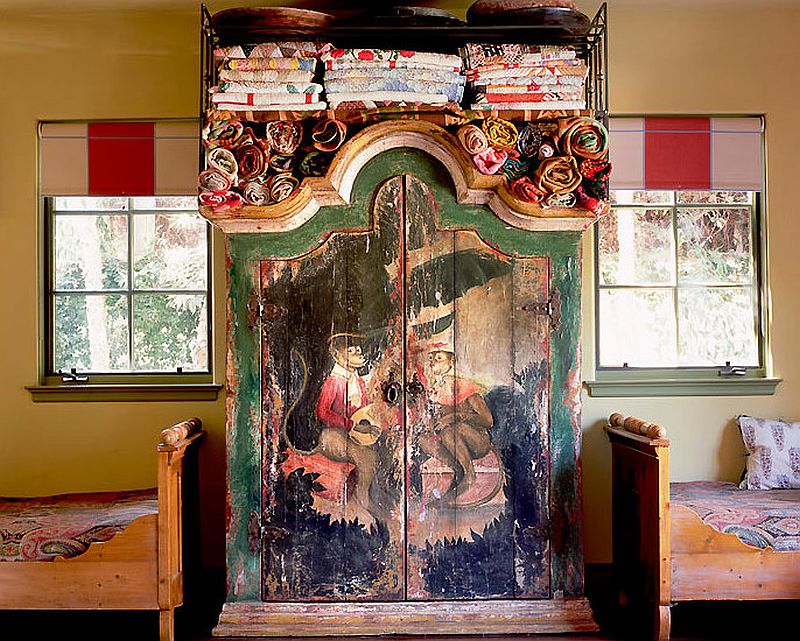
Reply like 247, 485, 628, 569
654, 604, 671, 641
160, 608, 175, 641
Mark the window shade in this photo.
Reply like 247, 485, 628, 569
609, 116, 764, 191
39, 120, 199, 196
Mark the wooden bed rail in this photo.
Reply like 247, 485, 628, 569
605, 414, 671, 641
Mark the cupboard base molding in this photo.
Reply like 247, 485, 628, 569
213, 598, 599, 637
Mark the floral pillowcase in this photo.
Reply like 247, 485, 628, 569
738, 415, 800, 489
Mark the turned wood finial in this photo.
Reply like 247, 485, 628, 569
609, 412, 666, 439
160, 418, 202, 445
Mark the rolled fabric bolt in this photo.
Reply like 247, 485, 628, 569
576, 185, 608, 215
268, 173, 299, 203
543, 192, 577, 208
509, 176, 545, 204
311, 119, 347, 152
481, 116, 519, 149
241, 180, 271, 206
235, 144, 267, 180
557, 117, 609, 160
456, 124, 489, 155
224, 191, 243, 208
299, 151, 331, 177
206, 147, 238, 179
517, 123, 543, 158
198, 168, 233, 192
265, 120, 303, 154
199, 189, 242, 210
501, 156, 529, 182
268, 153, 296, 173
533, 155, 582, 195
538, 141, 556, 160
579, 158, 613, 181
211, 120, 244, 148
473, 147, 508, 175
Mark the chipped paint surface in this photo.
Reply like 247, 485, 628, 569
225, 149, 586, 602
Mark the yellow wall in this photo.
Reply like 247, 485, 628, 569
1, 2, 798, 567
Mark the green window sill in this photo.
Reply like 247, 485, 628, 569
585, 376, 782, 397
26, 383, 223, 403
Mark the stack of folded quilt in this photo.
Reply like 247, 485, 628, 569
462, 43, 587, 111
320, 48, 465, 109
211, 41, 330, 111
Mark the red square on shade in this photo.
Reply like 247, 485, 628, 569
88, 136, 154, 196
88, 122, 154, 139
645, 131, 710, 189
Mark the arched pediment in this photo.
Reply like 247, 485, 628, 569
200, 120, 603, 234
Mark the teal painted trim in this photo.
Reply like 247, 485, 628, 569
585, 376, 782, 397
225, 147, 587, 600
26, 383, 221, 403
225, 243, 262, 601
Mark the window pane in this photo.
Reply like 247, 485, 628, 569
131, 196, 198, 210
677, 207, 753, 285
133, 213, 207, 290
54, 197, 128, 211
598, 208, 674, 285
676, 191, 752, 205
678, 287, 759, 366
610, 190, 674, 206
54, 215, 128, 290
598, 289, 677, 367
132, 294, 208, 371
54, 294, 129, 372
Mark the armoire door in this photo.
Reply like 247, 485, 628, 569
259, 173, 552, 602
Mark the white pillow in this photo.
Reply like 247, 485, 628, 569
738, 415, 800, 489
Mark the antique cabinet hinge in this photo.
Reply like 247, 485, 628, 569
522, 290, 561, 329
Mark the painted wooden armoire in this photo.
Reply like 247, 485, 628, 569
200, 5, 609, 637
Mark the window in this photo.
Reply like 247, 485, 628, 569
587, 115, 779, 396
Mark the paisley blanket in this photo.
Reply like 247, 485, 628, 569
671, 481, 800, 551
0, 489, 158, 562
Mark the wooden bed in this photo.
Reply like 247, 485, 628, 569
0, 418, 204, 641
605, 413, 800, 641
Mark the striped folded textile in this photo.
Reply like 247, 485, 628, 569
211, 92, 322, 106
212, 102, 327, 112
217, 82, 323, 94
328, 91, 450, 108
324, 68, 465, 84
472, 78, 584, 92
469, 100, 586, 110
218, 69, 314, 84
465, 62, 588, 81
222, 57, 317, 72
215, 42, 331, 59
322, 49, 463, 72
326, 79, 464, 103
474, 90, 584, 104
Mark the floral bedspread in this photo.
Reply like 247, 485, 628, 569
0, 489, 158, 562
671, 481, 800, 551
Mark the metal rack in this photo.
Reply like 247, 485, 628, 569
200, 3, 608, 121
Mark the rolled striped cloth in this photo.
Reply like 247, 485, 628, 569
212, 102, 326, 112
325, 79, 465, 103
474, 90, 584, 103
327, 92, 450, 108
300, 150, 332, 177
267, 173, 299, 203
579, 158, 613, 181
473, 147, 508, 175
481, 117, 519, 149
575, 185, 608, 215
538, 141, 557, 160
265, 120, 303, 154
203, 119, 243, 148
470, 100, 586, 110
216, 82, 323, 94
558, 117, 609, 160
466, 63, 587, 81
325, 68, 465, 84
268, 153, 296, 173
456, 124, 489, 155
206, 147, 238, 178
312, 119, 347, 152
234, 144, 268, 180
463, 43, 576, 69
509, 176, 545, 204
501, 154, 529, 182
212, 92, 322, 106
219, 69, 314, 84
241, 180, 271, 206
223, 57, 316, 71
215, 42, 331, 60
472, 78, 585, 91
517, 123, 543, 158
322, 48, 462, 71
533, 156, 582, 195
198, 168, 233, 192
544, 192, 578, 209
199, 189, 243, 209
